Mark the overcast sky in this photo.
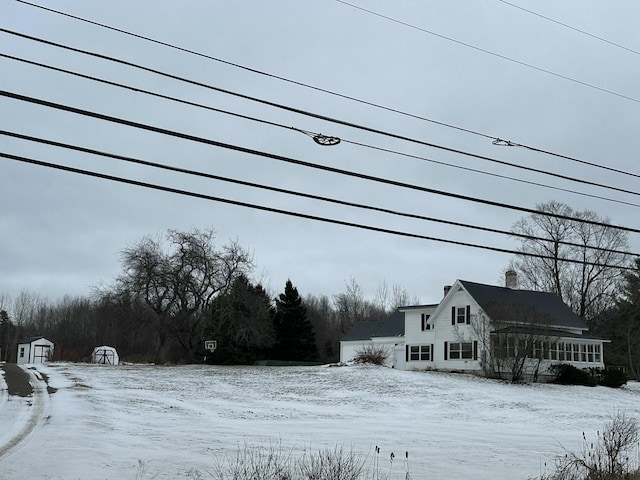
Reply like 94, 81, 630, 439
1, 0, 639, 305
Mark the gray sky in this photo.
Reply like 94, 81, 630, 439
1, 0, 639, 305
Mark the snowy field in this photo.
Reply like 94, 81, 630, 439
1, 363, 640, 480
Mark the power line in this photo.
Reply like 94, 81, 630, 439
3, 52, 639, 209
497, 0, 640, 57
3, 128, 634, 257
335, 0, 640, 105
9, 1, 640, 181
0, 149, 634, 271
348, 139, 640, 209
2, 29, 639, 200
2, 88, 639, 236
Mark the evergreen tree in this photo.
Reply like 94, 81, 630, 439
206, 275, 274, 364
272, 280, 318, 362
604, 258, 640, 378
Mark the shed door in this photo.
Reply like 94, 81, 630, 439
33, 344, 51, 363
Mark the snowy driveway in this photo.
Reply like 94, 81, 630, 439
0, 364, 49, 458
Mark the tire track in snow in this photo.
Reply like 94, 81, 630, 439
0, 365, 48, 458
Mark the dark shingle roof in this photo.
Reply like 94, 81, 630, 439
341, 322, 382, 341
18, 336, 49, 344
373, 310, 405, 337
341, 310, 405, 341
460, 280, 588, 331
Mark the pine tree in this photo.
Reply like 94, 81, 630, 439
272, 280, 318, 362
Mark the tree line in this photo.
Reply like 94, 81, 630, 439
0, 229, 412, 365
1, 201, 639, 375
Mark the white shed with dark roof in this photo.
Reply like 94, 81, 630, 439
17, 336, 54, 365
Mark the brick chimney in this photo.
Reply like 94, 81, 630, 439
444, 285, 452, 297
505, 270, 518, 289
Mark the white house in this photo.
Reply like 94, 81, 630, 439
17, 336, 54, 365
341, 272, 608, 380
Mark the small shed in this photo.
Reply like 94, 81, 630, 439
17, 336, 54, 365
91, 346, 119, 365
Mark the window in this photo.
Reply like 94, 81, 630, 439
565, 343, 573, 362
451, 306, 471, 325
587, 344, 594, 363
594, 345, 601, 362
449, 342, 473, 360
580, 344, 587, 362
19, 347, 25, 358
408, 345, 432, 361
421, 314, 431, 331
506, 337, 516, 358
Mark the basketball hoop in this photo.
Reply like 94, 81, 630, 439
204, 340, 217, 353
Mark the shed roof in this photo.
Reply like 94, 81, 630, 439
459, 280, 588, 331
18, 336, 52, 344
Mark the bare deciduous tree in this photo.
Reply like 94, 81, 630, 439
374, 281, 419, 312
460, 302, 554, 382
113, 228, 253, 363
511, 201, 630, 324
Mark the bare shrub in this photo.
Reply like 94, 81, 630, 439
211, 441, 295, 480
353, 345, 390, 365
298, 445, 366, 480
209, 442, 405, 480
541, 411, 639, 480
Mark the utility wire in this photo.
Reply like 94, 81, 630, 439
335, 0, 640, 105
3, 128, 634, 257
0, 149, 634, 271
497, 0, 640, 57
3, 52, 639, 209
9, 1, 640, 181
2, 88, 639, 236
2, 29, 639, 200
348, 139, 640, 209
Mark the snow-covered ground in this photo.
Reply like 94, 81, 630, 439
1, 363, 639, 480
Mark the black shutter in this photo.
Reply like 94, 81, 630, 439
406, 345, 409, 362
431, 344, 434, 362
444, 341, 448, 360
466, 305, 471, 324
451, 306, 456, 325
473, 340, 478, 360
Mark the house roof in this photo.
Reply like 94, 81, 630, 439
459, 280, 588, 331
341, 310, 405, 341
373, 310, 405, 337
398, 304, 438, 311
